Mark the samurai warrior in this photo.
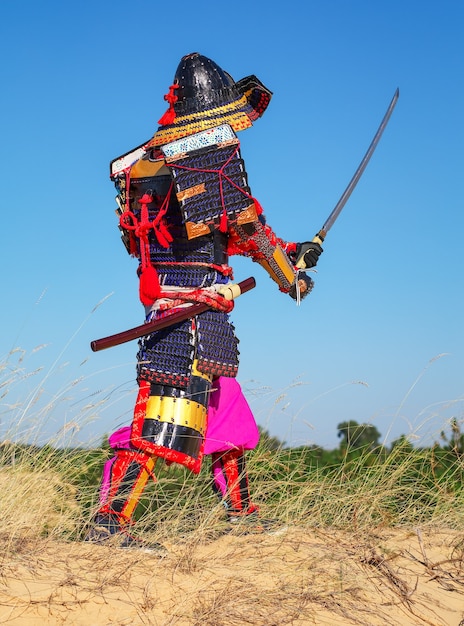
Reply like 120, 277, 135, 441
86, 52, 322, 546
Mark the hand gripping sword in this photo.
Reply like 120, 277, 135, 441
296, 88, 399, 268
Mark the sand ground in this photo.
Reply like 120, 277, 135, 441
1, 526, 464, 625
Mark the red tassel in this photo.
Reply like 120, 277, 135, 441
158, 84, 178, 126
155, 225, 173, 248
139, 264, 160, 306
253, 198, 264, 215
219, 208, 228, 233
158, 108, 176, 126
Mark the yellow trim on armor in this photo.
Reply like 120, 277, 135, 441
257, 244, 296, 289
150, 111, 252, 147
167, 95, 250, 125
186, 221, 210, 239
256, 259, 280, 285
236, 204, 258, 225
191, 360, 213, 382
145, 396, 208, 436
272, 245, 297, 284
185, 203, 257, 241
177, 183, 206, 202
120, 456, 156, 521
130, 158, 170, 178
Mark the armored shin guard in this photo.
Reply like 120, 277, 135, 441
98, 448, 156, 525
132, 361, 213, 474
211, 449, 258, 517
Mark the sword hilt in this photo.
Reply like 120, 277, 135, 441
90, 277, 256, 352
312, 229, 326, 246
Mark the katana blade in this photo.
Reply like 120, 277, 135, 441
319, 87, 399, 241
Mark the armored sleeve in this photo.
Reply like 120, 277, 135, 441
227, 209, 300, 294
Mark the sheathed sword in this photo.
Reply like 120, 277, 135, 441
296, 87, 399, 267
90, 277, 256, 352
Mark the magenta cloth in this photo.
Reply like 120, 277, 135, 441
108, 425, 132, 450
203, 377, 259, 454
99, 457, 115, 504
99, 426, 133, 504
211, 459, 227, 496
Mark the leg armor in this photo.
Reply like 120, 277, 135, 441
99, 425, 132, 505
98, 448, 156, 524
211, 449, 258, 517
132, 361, 213, 474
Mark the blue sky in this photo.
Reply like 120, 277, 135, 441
0, 1, 463, 450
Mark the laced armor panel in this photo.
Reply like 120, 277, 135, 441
162, 124, 257, 239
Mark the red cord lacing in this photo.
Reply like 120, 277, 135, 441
154, 288, 234, 314
166, 143, 264, 234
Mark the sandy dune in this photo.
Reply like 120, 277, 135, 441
1, 526, 464, 625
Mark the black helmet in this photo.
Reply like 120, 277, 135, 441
151, 52, 272, 146
174, 53, 237, 112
